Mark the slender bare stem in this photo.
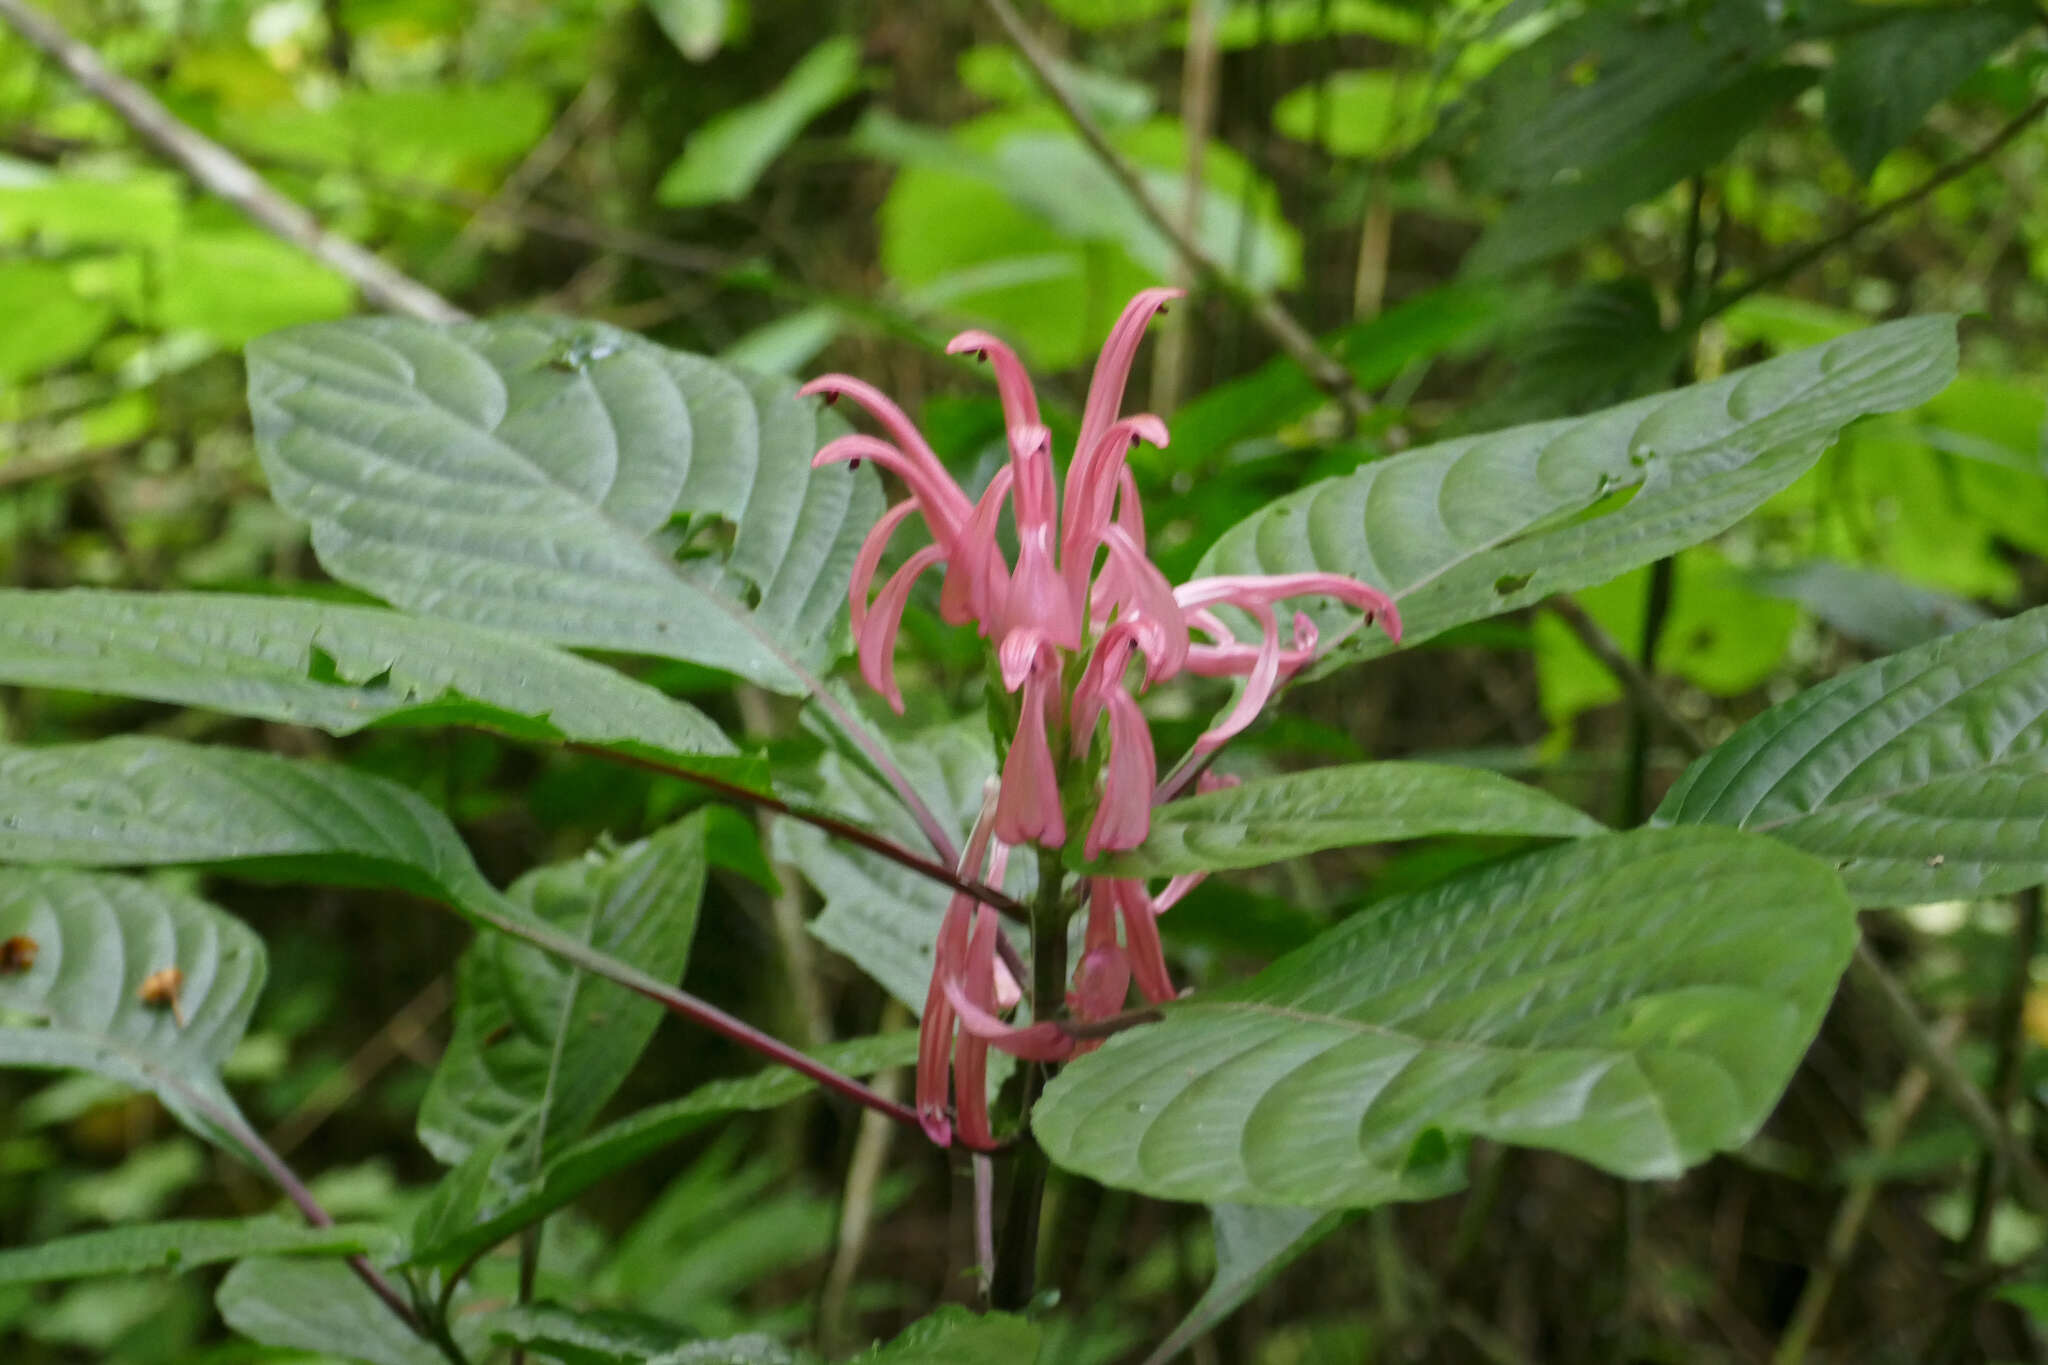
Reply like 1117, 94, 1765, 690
1541, 596, 1708, 759
565, 742, 1025, 921
0, 0, 465, 324
983, 0, 1369, 420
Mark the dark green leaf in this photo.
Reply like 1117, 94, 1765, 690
0, 1217, 394, 1286
1035, 828, 1855, 1205
1196, 318, 1958, 675
657, 38, 863, 206
0, 589, 743, 774
405, 1032, 915, 1270
1138, 1205, 1344, 1365
420, 814, 710, 1165
246, 316, 881, 693
1085, 762, 1602, 878
0, 869, 263, 1147
1750, 561, 1991, 654
1826, 3, 2032, 179
485, 1303, 808, 1364
1655, 604, 2048, 905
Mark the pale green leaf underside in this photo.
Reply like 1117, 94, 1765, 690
1034, 827, 1854, 1207
1197, 317, 1957, 672
0, 1217, 395, 1285
246, 315, 881, 692
484, 1304, 804, 1365
407, 1031, 916, 1270
1088, 761, 1604, 878
420, 814, 710, 1166
1139, 1205, 1343, 1365
0, 868, 263, 1145
218, 1257, 451, 1365
1655, 603, 2048, 905
0, 588, 739, 768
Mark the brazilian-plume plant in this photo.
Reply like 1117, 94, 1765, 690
0, 273, 2025, 1365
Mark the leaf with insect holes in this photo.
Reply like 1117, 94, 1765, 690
1197, 317, 1957, 676
0, 588, 749, 780
246, 315, 882, 693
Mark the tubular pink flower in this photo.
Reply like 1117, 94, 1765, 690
939, 465, 1014, 629
848, 498, 921, 636
858, 545, 945, 714
1076, 287, 1184, 464
1084, 688, 1156, 861
947, 331, 1042, 431
952, 906, 1009, 1149
916, 898, 972, 1145
1061, 414, 1169, 608
1003, 425, 1080, 650
810, 431, 973, 548
994, 651, 1066, 848
1094, 525, 1187, 682
1070, 621, 1143, 750
944, 918, 1076, 1065
1112, 878, 1177, 1005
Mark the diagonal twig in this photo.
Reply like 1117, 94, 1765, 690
983, 0, 1370, 421
1543, 596, 1709, 758
0, 0, 466, 324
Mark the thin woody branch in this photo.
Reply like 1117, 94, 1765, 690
0, 0, 466, 324
983, 0, 1371, 422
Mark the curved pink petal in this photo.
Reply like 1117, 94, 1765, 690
943, 978, 1076, 1062
1112, 878, 1177, 1005
813, 432, 973, 548
1094, 525, 1187, 682
916, 896, 975, 1147
1071, 621, 1144, 752
947, 331, 1042, 431
1173, 571, 1402, 644
1084, 688, 1156, 860
1076, 288, 1184, 466
1060, 414, 1169, 605
859, 545, 944, 714
848, 498, 921, 636
940, 466, 1014, 630
952, 907, 1006, 1148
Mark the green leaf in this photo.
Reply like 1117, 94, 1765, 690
1655, 604, 2048, 905
1138, 1206, 1344, 1365
0, 1218, 396, 1286
420, 814, 710, 1165
1086, 762, 1602, 878
1034, 827, 1855, 1206
851, 1305, 1040, 1363
216, 1257, 447, 1365
1273, 70, 1439, 158
0, 261, 112, 380
1825, 3, 2031, 179
1196, 317, 1958, 675
485, 1303, 807, 1364
0, 869, 263, 1148
245, 315, 882, 694
647, 0, 729, 61
157, 229, 353, 344
0, 589, 742, 773
657, 38, 863, 206
405, 1032, 916, 1270
1466, 65, 1816, 275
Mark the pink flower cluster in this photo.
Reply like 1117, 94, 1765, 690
803, 288, 1399, 1147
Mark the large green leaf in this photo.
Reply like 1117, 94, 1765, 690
407, 1031, 916, 1270
485, 1303, 806, 1364
1085, 762, 1602, 878
0, 589, 742, 773
0, 869, 263, 1147
0, 1218, 396, 1286
420, 814, 710, 1165
217, 1258, 451, 1365
1655, 605, 2048, 905
658, 37, 862, 206
245, 315, 881, 694
1033, 827, 1855, 1206
1825, 3, 2032, 179
1196, 317, 1958, 674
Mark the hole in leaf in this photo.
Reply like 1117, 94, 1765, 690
1493, 572, 1533, 596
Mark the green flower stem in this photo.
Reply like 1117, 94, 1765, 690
992, 847, 1073, 1310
